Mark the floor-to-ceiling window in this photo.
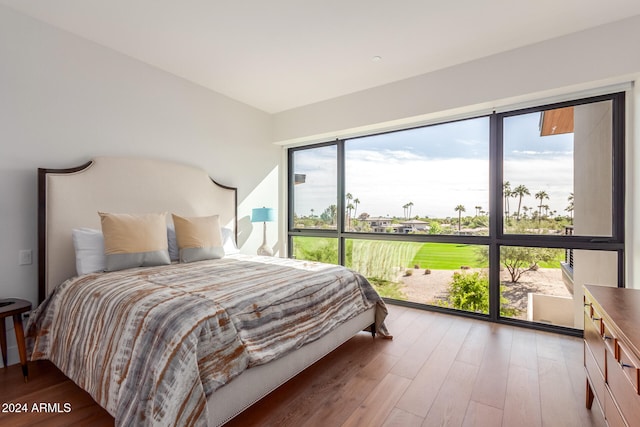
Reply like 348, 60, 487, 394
288, 92, 625, 334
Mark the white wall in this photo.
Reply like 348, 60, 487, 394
571, 102, 617, 329
0, 6, 279, 365
273, 14, 640, 145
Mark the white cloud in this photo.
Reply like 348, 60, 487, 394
455, 138, 484, 146
511, 150, 573, 156
294, 148, 573, 219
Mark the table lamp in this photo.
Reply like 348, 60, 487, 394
251, 207, 275, 256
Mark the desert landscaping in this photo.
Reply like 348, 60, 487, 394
399, 267, 571, 318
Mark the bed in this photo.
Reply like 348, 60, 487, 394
27, 156, 389, 427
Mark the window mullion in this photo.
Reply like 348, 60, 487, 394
337, 139, 346, 266
489, 112, 501, 321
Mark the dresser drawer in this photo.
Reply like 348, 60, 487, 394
583, 285, 640, 427
617, 341, 640, 394
585, 343, 605, 407
584, 309, 606, 377
606, 345, 640, 424
605, 387, 628, 427
602, 319, 617, 357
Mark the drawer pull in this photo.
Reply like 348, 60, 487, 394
592, 317, 601, 321
604, 335, 613, 340
620, 362, 634, 369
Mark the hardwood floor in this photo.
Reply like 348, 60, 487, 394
0, 305, 605, 426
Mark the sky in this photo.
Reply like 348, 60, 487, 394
294, 112, 575, 219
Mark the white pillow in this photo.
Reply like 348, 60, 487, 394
72, 228, 106, 275
221, 227, 240, 255
72, 226, 240, 275
168, 223, 237, 258
167, 223, 179, 261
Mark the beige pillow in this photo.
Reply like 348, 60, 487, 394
172, 214, 225, 263
99, 212, 171, 271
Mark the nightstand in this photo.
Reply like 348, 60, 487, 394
0, 298, 32, 382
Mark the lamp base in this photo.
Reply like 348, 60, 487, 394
257, 243, 273, 256
257, 221, 273, 256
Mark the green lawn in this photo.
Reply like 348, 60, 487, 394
292, 237, 563, 270
410, 243, 486, 269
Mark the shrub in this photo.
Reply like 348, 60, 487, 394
448, 272, 489, 313
367, 277, 407, 300
444, 271, 520, 317
298, 242, 338, 264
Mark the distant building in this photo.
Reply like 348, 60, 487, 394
361, 217, 430, 233
399, 219, 430, 233
361, 216, 394, 232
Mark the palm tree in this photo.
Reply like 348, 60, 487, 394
512, 185, 530, 221
535, 190, 549, 218
345, 193, 353, 216
407, 201, 414, 219
345, 193, 354, 229
454, 205, 466, 232
353, 198, 360, 218
503, 181, 512, 219
310, 208, 314, 218
329, 204, 337, 225
475, 206, 481, 217
402, 203, 408, 219
566, 192, 574, 221
346, 203, 354, 229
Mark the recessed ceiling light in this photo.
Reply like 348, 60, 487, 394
372, 56, 382, 62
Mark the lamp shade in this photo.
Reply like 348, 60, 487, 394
251, 207, 275, 223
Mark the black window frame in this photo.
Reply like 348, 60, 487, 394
287, 91, 625, 336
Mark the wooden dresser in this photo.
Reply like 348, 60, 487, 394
584, 285, 640, 427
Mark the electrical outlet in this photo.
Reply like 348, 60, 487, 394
18, 249, 32, 265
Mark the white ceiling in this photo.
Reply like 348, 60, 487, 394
2, 1, 640, 113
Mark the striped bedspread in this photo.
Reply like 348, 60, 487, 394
26, 255, 389, 426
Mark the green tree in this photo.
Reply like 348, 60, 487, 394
454, 204, 466, 232
502, 246, 557, 282
565, 192, 574, 222
448, 272, 489, 313
321, 204, 337, 225
345, 193, 353, 228
402, 202, 414, 219
535, 190, 549, 218
503, 181, 512, 219
444, 272, 519, 316
428, 221, 442, 235
478, 246, 557, 283
512, 185, 530, 221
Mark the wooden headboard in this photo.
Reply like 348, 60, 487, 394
37, 157, 237, 303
